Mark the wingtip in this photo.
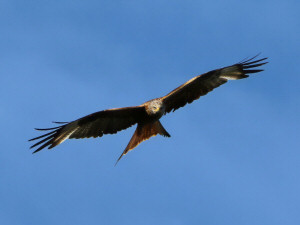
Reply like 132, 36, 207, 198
238, 53, 260, 64
52, 121, 68, 124
30, 124, 66, 153
32, 148, 40, 154
245, 69, 264, 74
239, 54, 268, 65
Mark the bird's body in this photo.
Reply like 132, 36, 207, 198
30, 55, 268, 163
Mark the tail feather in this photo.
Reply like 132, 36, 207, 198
115, 120, 170, 165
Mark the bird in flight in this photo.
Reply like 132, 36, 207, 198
29, 55, 267, 163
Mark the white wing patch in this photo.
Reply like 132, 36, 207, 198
51, 121, 79, 147
220, 66, 243, 80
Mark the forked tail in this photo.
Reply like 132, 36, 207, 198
115, 120, 170, 165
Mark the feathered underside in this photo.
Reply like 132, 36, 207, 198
29, 106, 147, 153
161, 55, 268, 114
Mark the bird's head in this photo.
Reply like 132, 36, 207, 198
146, 99, 165, 116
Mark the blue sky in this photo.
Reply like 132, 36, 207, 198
1, 0, 300, 224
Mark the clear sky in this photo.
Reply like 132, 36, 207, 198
1, 1, 300, 224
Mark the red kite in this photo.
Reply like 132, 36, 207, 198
29, 55, 267, 163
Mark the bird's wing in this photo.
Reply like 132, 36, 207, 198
29, 106, 147, 153
161, 56, 268, 114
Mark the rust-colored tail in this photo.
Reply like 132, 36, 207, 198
115, 120, 170, 165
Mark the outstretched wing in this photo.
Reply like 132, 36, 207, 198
29, 106, 147, 153
161, 55, 268, 114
